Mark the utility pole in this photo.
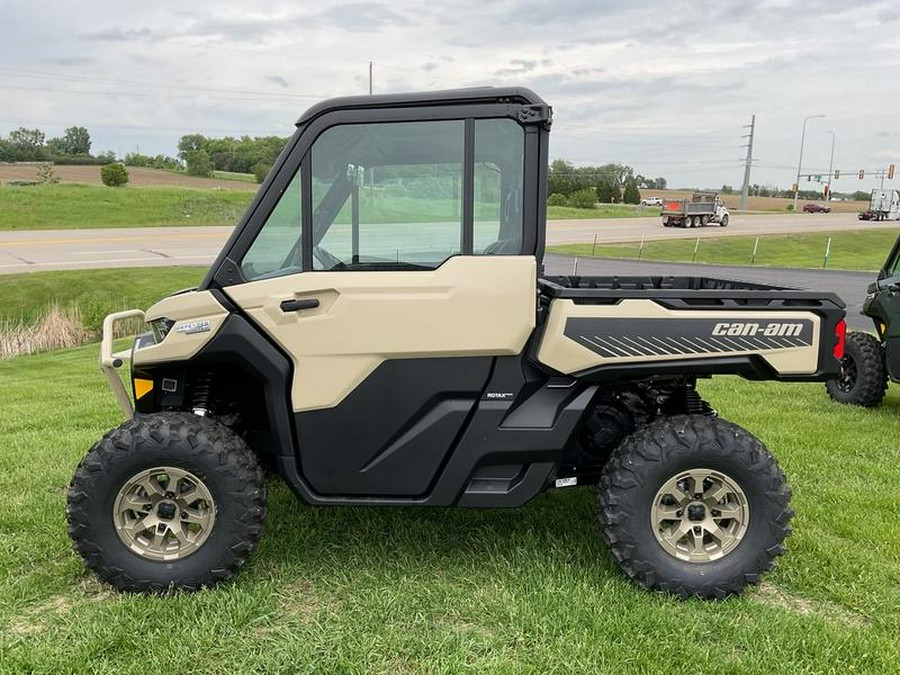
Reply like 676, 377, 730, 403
826, 131, 835, 200
368, 61, 373, 95
793, 114, 825, 212
739, 114, 755, 210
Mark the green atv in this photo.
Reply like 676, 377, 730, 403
827, 234, 900, 406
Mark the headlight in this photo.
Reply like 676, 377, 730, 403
149, 317, 175, 343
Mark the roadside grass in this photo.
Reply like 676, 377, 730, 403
0, 184, 253, 230
211, 170, 257, 183
0, 183, 659, 231
546, 204, 655, 219
1, 345, 898, 673
549, 229, 900, 272
0, 267, 206, 325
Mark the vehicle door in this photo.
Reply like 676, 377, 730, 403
877, 237, 900, 379
222, 110, 543, 497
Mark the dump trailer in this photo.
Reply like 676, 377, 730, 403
68, 87, 847, 600
661, 191, 730, 228
858, 189, 900, 221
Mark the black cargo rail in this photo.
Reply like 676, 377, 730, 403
539, 275, 845, 311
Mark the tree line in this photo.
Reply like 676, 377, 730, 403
547, 160, 667, 207
176, 134, 288, 182
0, 125, 288, 184
0, 126, 114, 164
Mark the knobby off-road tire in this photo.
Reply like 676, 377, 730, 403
598, 415, 792, 599
67, 412, 267, 592
825, 331, 888, 407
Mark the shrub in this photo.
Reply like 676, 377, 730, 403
547, 193, 568, 207
36, 164, 59, 185
567, 187, 597, 209
253, 162, 271, 184
100, 163, 129, 187
622, 178, 641, 204
185, 150, 213, 177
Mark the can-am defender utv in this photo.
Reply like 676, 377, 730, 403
826, 233, 900, 406
68, 87, 847, 599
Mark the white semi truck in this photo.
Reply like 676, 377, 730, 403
858, 189, 900, 221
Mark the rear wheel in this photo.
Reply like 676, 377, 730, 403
598, 415, 792, 599
67, 412, 267, 592
701, 215, 710, 226
825, 332, 887, 407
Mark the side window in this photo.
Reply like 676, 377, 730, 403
311, 120, 464, 270
889, 246, 900, 277
241, 170, 302, 280
474, 118, 524, 255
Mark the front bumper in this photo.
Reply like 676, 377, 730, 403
99, 309, 145, 418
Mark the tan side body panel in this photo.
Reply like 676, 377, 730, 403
134, 291, 228, 366
537, 298, 821, 376
225, 256, 537, 412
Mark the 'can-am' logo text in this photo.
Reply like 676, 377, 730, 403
712, 322, 804, 337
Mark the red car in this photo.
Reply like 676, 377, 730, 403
803, 202, 831, 213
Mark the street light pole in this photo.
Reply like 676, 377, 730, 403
826, 130, 835, 201
793, 114, 825, 212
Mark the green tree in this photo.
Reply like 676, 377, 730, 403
596, 175, 620, 203
721, 184, 734, 194
622, 178, 641, 204
178, 134, 208, 161
100, 163, 129, 187
50, 126, 91, 156
8, 127, 46, 160
185, 149, 213, 177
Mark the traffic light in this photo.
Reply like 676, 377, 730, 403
859, 169, 865, 179
834, 170, 840, 179
792, 183, 798, 192
824, 184, 830, 199
889, 164, 896, 180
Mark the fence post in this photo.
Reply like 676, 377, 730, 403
639, 234, 645, 260
591, 233, 598, 256
823, 237, 832, 268
751, 236, 759, 266
692, 236, 700, 263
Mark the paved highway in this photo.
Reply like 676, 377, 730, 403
1, 212, 896, 275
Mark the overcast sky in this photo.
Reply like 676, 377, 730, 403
2, 0, 899, 191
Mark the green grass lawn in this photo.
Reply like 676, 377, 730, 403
549, 229, 900, 272
546, 204, 655, 220
0, 184, 254, 230
0, 267, 207, 325
1, 344, 898, 673
0, 183, 653, 231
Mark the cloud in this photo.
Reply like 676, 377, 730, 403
83, 27, 154, 42
267, 75, 289, 88
316, 3, 414, 32
41, 56, 93, 66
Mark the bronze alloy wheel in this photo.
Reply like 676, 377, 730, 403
651, 468, 749, 563
113, 467, 216, 561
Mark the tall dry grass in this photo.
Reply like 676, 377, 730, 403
0, 305, 91, 359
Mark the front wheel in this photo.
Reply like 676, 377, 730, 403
67, 412, 267, 592
825, 332, 887, 407
598, 415, 792, 599
720, 214, 729, 227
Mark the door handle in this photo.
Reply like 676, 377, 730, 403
280, 298, 320, 313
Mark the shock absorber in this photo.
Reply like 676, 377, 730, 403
191, 372, 214, 417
